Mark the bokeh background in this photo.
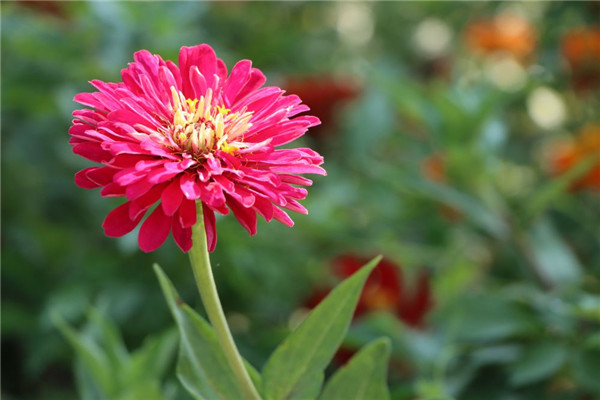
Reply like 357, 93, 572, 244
2, 1, 600, 399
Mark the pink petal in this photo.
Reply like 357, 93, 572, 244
189, 66, 207, 100
172, 218, 192, 252
75, 167, 104, 189
227, 196, 257, 235
233, 68, 267, 104
203, 205, 217, 252
101, 182, 126, 197
72, 143, 112, 163
270, 164, 327, 175
251, 194, 274, 221
199, 182, 226, 209
179, 199, 197, 228
179, 44, 218, 98
273, 207, 294, 227
103, 202, 143, 237
161, 177, 184, 216
126, 178, 155, 201
129, 182, 165, 219
280, 174, 313, 186
180, 173, 202, 200
224, 60, 252, 103
138, 205, 171, 252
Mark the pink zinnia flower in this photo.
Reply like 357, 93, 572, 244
70, 44, 325, 252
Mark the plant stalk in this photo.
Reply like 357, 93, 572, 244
188, 202, 262, 400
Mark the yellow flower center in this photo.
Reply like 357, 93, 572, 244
169, 86, 253, 157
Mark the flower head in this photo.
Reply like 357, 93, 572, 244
70, 44, 325, 252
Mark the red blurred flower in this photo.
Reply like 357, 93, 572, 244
70, 44, 325, 252
305, 255, 433, 365
307, 255, 433, 327
283, 76, 360, 137
464, 14, 536, 63
561, 27, 600, 92
549, 124, 600, 191
15, 0, 67, 19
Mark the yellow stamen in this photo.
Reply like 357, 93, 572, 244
167, 86, 253, 157
186, 98, 198, 112
216, 105, 230, 115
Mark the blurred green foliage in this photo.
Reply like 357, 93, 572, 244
2, 1, 599, 400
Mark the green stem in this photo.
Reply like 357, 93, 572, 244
188, 202, 262, 400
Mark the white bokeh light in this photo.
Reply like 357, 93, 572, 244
335, 3, 375, 47
527, 87, 567, 130
485, 55, 527, 92
413, 18, 453, 58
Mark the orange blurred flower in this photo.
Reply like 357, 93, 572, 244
464, 14, 537, 63
284, 76, 361, 137
420, 153, 463, 221
421, 152, 447, 184
561, 27, 600, 92
550, 124, 600, 190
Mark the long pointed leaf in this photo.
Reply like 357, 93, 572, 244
320, 338, 391, 400
262, 256, 381, 400
52, 312, 117, 397
154, 263, 252, 400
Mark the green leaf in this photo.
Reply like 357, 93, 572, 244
87, 308, 130, 369
526, 218, 582, 288
509, 340, 567, 386
52, 312, 117, 398
125, 328, 178, 384
399, 177, 508, 239
244, 359, 263, 393
451, 295, 537, 341
262, 256, 382, 400
114, 382, 170, 400
320, 338, 391, 400
525, 155, 598, 221
573, 348, 600, 393
154, 263, 252, 400
74, 359, 105, 400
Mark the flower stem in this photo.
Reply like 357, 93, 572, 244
188, 202, 262, 400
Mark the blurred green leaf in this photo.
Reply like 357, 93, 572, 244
154, 263, 252, 400
320, 338, 391, 400
53, 308, 176, 400
262, 256, 381, 400
125, 328, 178, 385
398, 178, 508, 239
525, 155, 598, 222
451, 295, 538, 341
526, 218, 583, 288
572, 348, 600, 393
508, 340, 567, 386
52, 312, 117, 398
113, 381, 169, 400
87, 308, 130, 370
